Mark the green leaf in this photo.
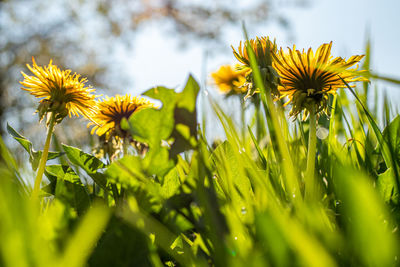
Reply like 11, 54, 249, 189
62, 144, 107, 189
176, 75, 199, 112
170, 75, 199, 157
44, 164, 90, 214
123, 107, 174, 147
0, 135, 18, 170
106, 155, 145, 189
106, 156, 163, 212
122, 86, 177, 146
376, 168, 399, 204
143, 146, 175, 177
383, 115, 400, 165
7, 123, 64, 171
105, 155, 161, 197
122, 78, 200, 177
121, 86, 176, 177
160, 167, 181, 199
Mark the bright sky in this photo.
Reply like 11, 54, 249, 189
125, 0, 400, 99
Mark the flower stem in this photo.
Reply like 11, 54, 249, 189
122, 138, 129, 157
305, 105, 317, 200
240, 97, 246, 142
31, 113, 56, 200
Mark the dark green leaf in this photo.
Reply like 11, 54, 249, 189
62, 144, 107, 189
7, 123, 64, 170
383, 115, 400, 165
44, 164, 90, 213
376, 168, 399, 204
170, 75, 199, 157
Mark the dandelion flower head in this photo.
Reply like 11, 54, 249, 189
211, 65, 248, 95
89, 94, 154, 139
20, 58, 97, 123
272, 41, 368, 118
232, 36, 280, 98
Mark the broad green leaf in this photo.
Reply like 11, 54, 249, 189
176, 75, 199, 112
144, 86, 178, 112
7, 123, 64, 170
106, 155, 164, 213
376, 168, 399, 204
160, 167, 181, 199
123, 86, 177, 146
45, 164, 90, 214
170, 75, 199, 157
105, 155, 160, 194
123, 107, 174, 146
62, 144, 107, 189
0, 135, 18, 170
383, 115, 400, 165
122, 87, 176, 176
106, 155, 145, 189
143, 146, 175, 177
122, 79, 199, 177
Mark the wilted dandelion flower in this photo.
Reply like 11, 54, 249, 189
89, 94, 154, 139
20, 58, 97, 124
272, 41, 367, 119
211, 65, 248, 95
232, 36, 280, 98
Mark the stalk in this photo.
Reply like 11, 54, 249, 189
305, 105, 317, 200
254, 97, 262, 141
31, 112, 56, 200
240, 97, 246, 142
122, 137, 129, 157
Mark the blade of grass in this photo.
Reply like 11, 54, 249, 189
248, 125, 267, 169
242, 23, 300, 199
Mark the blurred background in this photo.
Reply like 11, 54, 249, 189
1, 0, 399, 156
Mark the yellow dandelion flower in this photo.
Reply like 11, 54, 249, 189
20, 58, 97, 123
232, 36, 278, 69
232, 36, 280, 98
89, 94, 154, 139
272, 41, 368, 118
211, 65, 248, 95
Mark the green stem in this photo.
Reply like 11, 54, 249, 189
254, 97, 262, 141
305, 105, 317, 200
31, 113, 56, 200
122, 138, 129, 157
240, 97, 246, 142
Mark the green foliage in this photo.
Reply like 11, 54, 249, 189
3, 46, 400, 267
7, 123, 63, 171
62, 144, 107, 189
44, 164, 90, 214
